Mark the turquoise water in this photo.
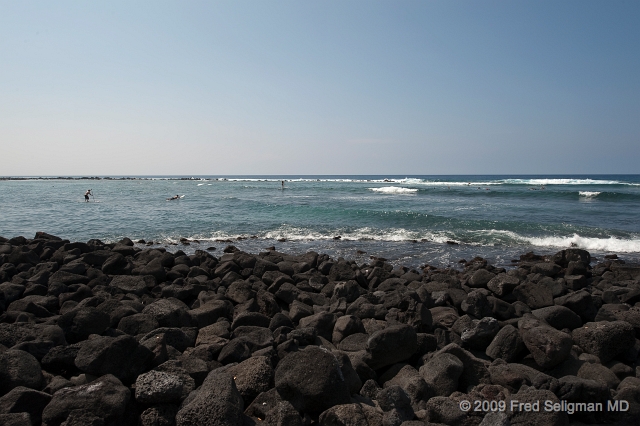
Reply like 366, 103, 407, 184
1, 175, 639, 267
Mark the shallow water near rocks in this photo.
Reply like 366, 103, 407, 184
1, 174, 639, 268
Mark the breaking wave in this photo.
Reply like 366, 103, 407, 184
369, 187, 418, 194
579, 191, 601, 198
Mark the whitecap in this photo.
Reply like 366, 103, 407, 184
369, 187, 418, 194
501, 178, 621, 185
527, 234, 640, 253
579, 191, 601, 198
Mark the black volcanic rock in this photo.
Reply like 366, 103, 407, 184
1, 234, 639, 425
274, 346, 351, 415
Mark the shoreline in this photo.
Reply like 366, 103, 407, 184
1, 232, 639, 424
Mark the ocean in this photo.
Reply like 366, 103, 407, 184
1, 175, 639, 268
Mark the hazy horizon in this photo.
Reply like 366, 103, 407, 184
2, 1, 638, 176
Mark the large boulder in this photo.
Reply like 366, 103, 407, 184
520, 318, 572, 369
572, 321, 636, 363
318, 403, 383, 426
135, 370, 185, 404
109, 275, 154, 296
274, 346, 351, 415
176, 370, 245, 426
142, 298, 193, 328
41, 374, 130, 426
74, 335, 154, 384
0, 386, 51, 425
225, 356, 274, 403
485, 324, 524, 362
365, 324, 417, 370
531, 306, 582, 331
419, 352, 463, 396
57, 307, 110, 343
513, 281, 553, 309
0, 350, 43, 396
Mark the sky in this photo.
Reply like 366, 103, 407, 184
1, 1, 638, 176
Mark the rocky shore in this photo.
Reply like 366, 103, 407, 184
0, 232, 639, 425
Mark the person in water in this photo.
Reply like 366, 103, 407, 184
168, 195, 180, 200
84, 189, 92, 202
281, 180, 285, 189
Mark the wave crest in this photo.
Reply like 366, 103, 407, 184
369, 187, 418, 194
579, 191, 601, 198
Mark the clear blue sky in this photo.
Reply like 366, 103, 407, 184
1, 1, 638, 175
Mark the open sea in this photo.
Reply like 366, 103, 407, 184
1, 175, 639, 268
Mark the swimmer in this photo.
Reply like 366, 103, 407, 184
167, 195, 180, 200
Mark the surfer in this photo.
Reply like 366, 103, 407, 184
84, 189, 92, 202
281, 180, 284, 190
167, 195, 180, 200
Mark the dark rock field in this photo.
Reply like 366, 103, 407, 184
1, 232, 639, 425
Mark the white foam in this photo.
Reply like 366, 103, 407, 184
527, 234, 640, 253
174, 176, 638, 186
164, 228, 640, 254
393, 178, 498, 186
579, 191, 601, 198
369, 187, 418, 194
501, 178, 621, 185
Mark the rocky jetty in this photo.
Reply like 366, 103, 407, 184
0, 232, 639, 425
